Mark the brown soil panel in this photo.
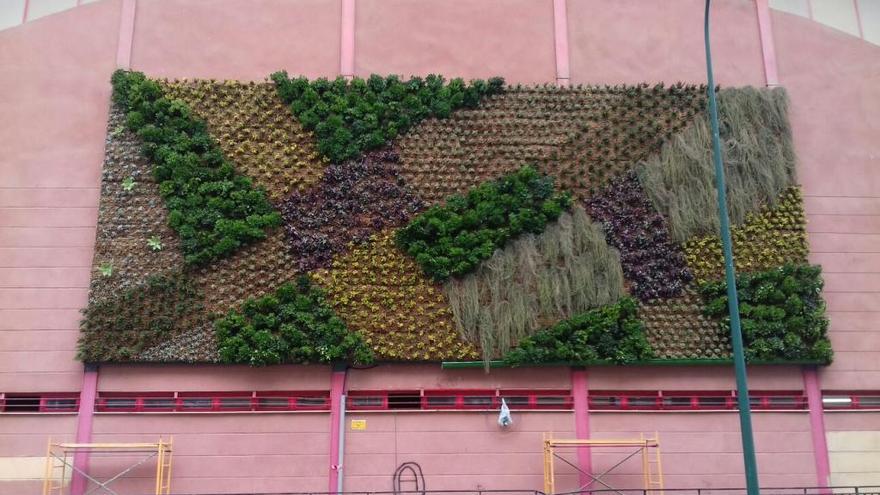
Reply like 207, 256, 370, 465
398, 86, 704, 204
89, 107, 184, 305
639, 289, 732, 359
189, 228, 299, 316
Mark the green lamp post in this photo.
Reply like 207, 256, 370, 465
703, 1, 761, 494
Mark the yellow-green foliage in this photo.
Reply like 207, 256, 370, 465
685, 187, 807, 284
638, 87, 796, 243
443, 206, 624, 364
161, 80, 327, 202
312, 230, 479, 361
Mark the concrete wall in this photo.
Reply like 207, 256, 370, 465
1, 0, 879, 493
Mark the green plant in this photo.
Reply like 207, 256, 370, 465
503, 298, 653, 365
396, 166, 572, 281
700, 264, 832, 363
215, 276, 374, 366
98, 262, 114, 277
271, 72, 504, 163
121, 176, 136, 191
110, 70, 280, 265
444, 206, 624, 364
638, 87, 796, 243
147, 236, 163, 251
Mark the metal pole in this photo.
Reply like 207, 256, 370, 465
703, 2, 760, 495
337, 394, 346, 494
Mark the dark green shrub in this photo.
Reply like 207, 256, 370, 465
396, 166, 572, 281
110, 70, 280, 266
700, 264, 832, 363
271, 72, 504, 163
215, 276, 374, 366
503, 298, 653, 365
78, 273, 207, 362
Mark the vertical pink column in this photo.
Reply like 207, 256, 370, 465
328, 366, 348, 493
754, 0, 780, 86
21, 0, 30, 23
70, 365, 99, 495
340, 0, 356, 78
115, 0, 137, 69
552, 0, 571, 86
803, 367, 831, 489
571, 367, 592, 489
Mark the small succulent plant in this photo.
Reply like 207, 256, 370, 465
147, 236, 163, 251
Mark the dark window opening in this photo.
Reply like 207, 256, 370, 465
6, 396, 41, 412
296, 397, 327, 408
387, 393, 421, 410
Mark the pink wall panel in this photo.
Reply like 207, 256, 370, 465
355, 0, 557, 84
130, 0, 341, 81
0, 0, 119, 393
97, 364, 332, 392
0, 416, 76, 495
347, 364, 570, 391
90, 414, 329, 494
567, 0, 765, 86
343, 411, 577, 492
590, 412, 816, 489
771, 10, 880, 391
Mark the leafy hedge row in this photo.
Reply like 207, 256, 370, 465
271, 72, 504, 163
215, 276, 373, 366
111, 70, 280, 265
396, 166, 572, 281
503, 298, 653, 365
700, 264, 832, 363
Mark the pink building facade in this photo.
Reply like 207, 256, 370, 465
1, 0, 879, 493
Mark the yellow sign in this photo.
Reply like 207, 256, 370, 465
350, 419, 367, 430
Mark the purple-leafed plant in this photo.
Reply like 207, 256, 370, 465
584, 171, 692, 300
280, 149, 424, 271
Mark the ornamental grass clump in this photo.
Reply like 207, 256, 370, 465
444, 206, 624, 364
503, 298, 653, 365
638, 87, 796, 243
215, 276, 373, 366
700, 264, 832, 363
271, 72, 504, 163
396, 166, 573, 281
110, 70, 280, 265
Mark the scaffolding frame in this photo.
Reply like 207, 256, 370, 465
43, 437, 173, 495
543, 433, 663, 495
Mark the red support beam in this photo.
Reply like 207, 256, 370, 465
803, 367, 831, 489
571, 367, 592, 488
70, 365, 99, 495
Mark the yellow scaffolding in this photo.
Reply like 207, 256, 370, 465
43, 438, 173, 495
543, 433, 663, 495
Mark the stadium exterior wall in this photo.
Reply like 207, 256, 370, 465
1, 0, 878, 493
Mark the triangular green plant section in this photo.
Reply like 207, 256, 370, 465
271, 72, 505, 163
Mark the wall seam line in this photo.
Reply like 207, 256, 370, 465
115, 0, 137, 70
552, 0, 571, 86
755, 0, 780, 87
340, 0, 356, 78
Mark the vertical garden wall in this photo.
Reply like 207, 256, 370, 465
78, 71, 831, 368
